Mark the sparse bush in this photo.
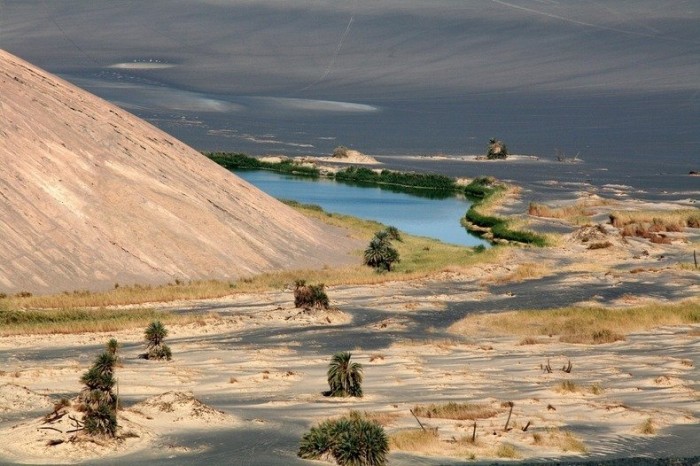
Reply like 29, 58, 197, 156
326, 351, 363, 397
333, 146, 350, 158
487, 138, 508, 160
299, 414, 388, 466
294, 280, 329, 309
143, 320, 172, 360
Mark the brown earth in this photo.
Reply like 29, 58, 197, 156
0, 49, 358, 294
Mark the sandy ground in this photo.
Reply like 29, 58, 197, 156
1, 202, 698, 464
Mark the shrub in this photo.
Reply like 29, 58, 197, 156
333, 146, 350, 158
79, 350, 117, 437
299, 414, 388, 466
364, 231, 400, 272
143, 320, 172, 360
106, 338, 119, 357
326, 352, 363, 397
487, 138, 508, 159
294, 280, 329, 309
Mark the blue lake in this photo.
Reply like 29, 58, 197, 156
235, 170, 487, 247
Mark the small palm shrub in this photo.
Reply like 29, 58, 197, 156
144, 320, 172, 360
299, 414, 388, 466
294, 280, 330, 309
80, 350, 117, 437
326, 351, 363, 397
363, 231, 400, 272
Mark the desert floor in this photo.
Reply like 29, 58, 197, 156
0, 180, 698, 465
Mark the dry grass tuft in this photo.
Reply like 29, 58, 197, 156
484, 263, 549, 285
350, 410, 400, 427
412, 402, 500, 421
589, 383, 604, 395
556, 380, 578, 393
638, 418, 656, 435
495, 443, 521, 459
546, 429, 588, 452
450, 299, 700, 344
389, 428, 441, 452
518, 337, 544, 345
528, 202, 595, 223
610, 209, 699, 242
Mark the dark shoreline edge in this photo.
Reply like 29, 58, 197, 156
207, 152, 547, 246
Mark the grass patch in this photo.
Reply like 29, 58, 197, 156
610, 209, 699, 243
528, 202, 594, 221
449, 299, 700, 344
0, 307, 204, 336
589, 383, 604, 395
547, 429, 588, 452
495, 443, 521, 459
389, 428, 441, 452
412, 402, 500, 420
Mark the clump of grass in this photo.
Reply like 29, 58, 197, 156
495, 443, 521, 459
389, 428, 441, 452
556, 380, 578, 393
638, 418, 656, 435
349, 410, 400, 427
547, 429, 588, 452
412, 402, 499, 420
450, 300, 700, 344
293, 280, 329, 309
532, 432, 543, 445
590, 383, 604, 395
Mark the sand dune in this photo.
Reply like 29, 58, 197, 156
0, 50, 357, 294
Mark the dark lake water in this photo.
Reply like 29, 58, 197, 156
235, 170, 488, 247
3, 1, 699, 198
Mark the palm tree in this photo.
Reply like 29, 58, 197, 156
363, 233, 400, 272
80, 350, 117, 436
106, 338, 119, 357
384, 226, 402, 242
144, 321, 172, 360
327, 352, 363, 397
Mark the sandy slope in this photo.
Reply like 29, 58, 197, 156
0, 50, 358, 294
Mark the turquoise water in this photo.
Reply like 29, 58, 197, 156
236, 170, 487, 247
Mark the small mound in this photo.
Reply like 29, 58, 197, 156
128, 391, 233, 426
0, 397, 149, 463
283, 307, 350, 325
0, 383, 54, 412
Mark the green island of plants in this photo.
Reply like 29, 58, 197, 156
463, 177, 547, 246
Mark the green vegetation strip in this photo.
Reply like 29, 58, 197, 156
0, 306, 182, 335
206, 152, 457, 193
464, 178, 547, 246
207, 152, 320, 177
